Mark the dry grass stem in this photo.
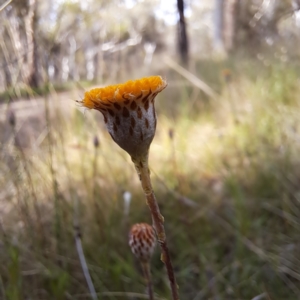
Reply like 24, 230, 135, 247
74, 225, 98, 300
163, 56, 218, 99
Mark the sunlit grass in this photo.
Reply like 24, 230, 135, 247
0, 57, 300, 299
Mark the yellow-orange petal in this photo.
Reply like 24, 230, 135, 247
80, 75, 167, 109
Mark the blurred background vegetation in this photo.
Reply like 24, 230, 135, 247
1, 0, 300, 299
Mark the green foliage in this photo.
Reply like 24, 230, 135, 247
6, 246, 22, 300
44, 270, 70, 299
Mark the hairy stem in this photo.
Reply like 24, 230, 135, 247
141, 262, 154, 300
132, 155, 179, 300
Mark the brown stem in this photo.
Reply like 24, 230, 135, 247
132, 155, 179, 300
141, 262, 154, 300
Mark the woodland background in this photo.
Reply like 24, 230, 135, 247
2, 0, 300, 92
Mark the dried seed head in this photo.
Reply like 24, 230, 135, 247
79, 76, 167, 159
129, 223, 156, 262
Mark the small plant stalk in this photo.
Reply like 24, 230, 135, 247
73, 195, 98, 300
132, 154, 179, 300
141, 262, 154, 300
74, 225, 97, 300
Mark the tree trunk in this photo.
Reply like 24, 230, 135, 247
68, 36, 79, 81
93, 51, 99, 82
5, 12, 27, 84
177, 0, 189, 64
3, 63, 13, 88
0, 28, 13, 88
223, 0, 239, 52
28, 0, 40, 87
214, 0, 225, 53
21, 0, 40, 87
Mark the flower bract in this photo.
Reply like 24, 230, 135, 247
79, 76, 167, 159
129, 223, 156, 262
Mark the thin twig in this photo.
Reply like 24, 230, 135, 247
0, 0, 12, 12
163, 55, 218, 99
251, 293, 267, 300
74, 227, 98, 299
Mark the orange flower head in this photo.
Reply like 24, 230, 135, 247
129, 223, 156, 262
79, 76, 167, 159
